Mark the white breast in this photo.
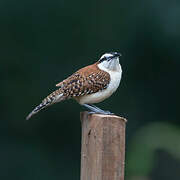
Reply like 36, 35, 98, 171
78, 62, 122, 105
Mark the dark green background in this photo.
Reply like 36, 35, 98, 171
1, 0, 180, 179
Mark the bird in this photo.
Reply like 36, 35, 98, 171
26, 52, 122, 120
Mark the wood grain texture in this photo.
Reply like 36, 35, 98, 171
80, 112, 127, 180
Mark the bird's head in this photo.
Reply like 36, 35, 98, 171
98, 52, 122, 71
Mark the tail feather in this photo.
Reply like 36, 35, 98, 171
26, 90, 64, 120
26, 101, 50, 120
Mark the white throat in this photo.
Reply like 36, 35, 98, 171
98, 57, 121, 72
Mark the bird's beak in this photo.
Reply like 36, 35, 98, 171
115, 53, 122, 57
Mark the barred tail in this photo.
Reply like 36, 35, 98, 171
26, 89, 65, 120
26, 101, 50, 120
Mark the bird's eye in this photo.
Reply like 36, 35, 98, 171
99, 57, 107, 63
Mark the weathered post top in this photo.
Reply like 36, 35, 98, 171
80, 112, 127, 180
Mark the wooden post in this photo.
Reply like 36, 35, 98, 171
80, 112, 127, 180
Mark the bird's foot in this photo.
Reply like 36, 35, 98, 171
87, 111, 96, 115
101, 110, 114, 115
83, 104, 114, 115
87, 110, 114, 115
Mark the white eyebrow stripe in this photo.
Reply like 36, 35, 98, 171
100, 53, 113, 59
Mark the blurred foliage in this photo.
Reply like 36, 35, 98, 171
127, 122, 180, 180
0, 0, 180, 179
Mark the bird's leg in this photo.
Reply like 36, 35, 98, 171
82, 104, 114, 115
91, 104, 114, 115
